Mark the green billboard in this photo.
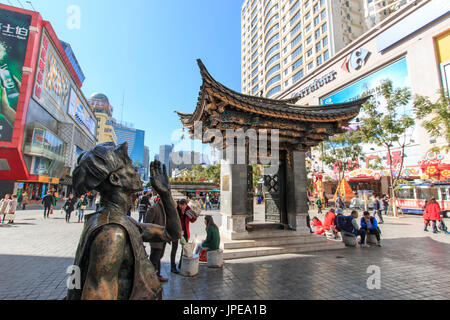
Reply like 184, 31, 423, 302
0, 8, 31, 141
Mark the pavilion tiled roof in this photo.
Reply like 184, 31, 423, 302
175, 59, 369, 152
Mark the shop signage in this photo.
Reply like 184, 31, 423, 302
290, 70, 337, 99
34, 31, 70, 113
341, 48, 370, 73
0, 8, 31, 141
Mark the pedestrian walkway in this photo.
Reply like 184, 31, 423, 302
1, 208, 449, 299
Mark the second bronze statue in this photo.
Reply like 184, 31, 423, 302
66, 142, 182, 300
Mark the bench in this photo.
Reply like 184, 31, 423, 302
207, 249, 224, 268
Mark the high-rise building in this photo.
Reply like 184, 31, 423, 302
240, 0, 413, 98
143, 146, 150, 181
112, 121, 145, 169
88, 93, 117, 145
159, 144, 174, 176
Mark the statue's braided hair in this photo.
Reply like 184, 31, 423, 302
72, 142, 131, 197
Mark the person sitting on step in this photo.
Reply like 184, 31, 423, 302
339, 210, 368, 248
194, 215, 220, 255
310, 216, 325, 235
360, 211, 382, 247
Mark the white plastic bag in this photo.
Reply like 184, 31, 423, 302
181, 234, 197, 258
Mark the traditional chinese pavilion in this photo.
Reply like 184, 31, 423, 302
175, 60, 369, 257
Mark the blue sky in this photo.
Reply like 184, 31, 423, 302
2, 0, 243, 160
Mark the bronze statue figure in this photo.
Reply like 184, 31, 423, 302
66, 142, 182, 300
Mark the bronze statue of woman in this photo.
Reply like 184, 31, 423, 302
66, 142, 182, 300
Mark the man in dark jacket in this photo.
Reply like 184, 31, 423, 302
63, 194, 77, 223
170, 198, 197, 274
138, 191, 151, 223
372, 195, 384, 223
340, 210, 367, 247
42, 192, 54, 219
145, 198, 168, 282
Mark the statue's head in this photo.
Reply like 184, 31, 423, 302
73, 142, 143, 198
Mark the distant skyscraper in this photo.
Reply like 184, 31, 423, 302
143, 146, 150, 181
89, 93, 117, 145
113, 120, 145, 168
159, 144, 174, 176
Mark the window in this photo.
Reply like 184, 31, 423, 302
291, 45, 302, 59
251, 58, 258, 69
252, 76, 259, 86
289, 0, 299, 15
323, 49, 329, 61
267, 85, 281, 97
317, 55, 322, 66
251, 41, 258, 52
266, 64, 280, 79
265, 34, 279, 50
285, 80, 289, 87
306, 24, 311, 33
290, 23, 301, 37
265, 4, 278, 22
265, 43, 280, 60
313, 3, 319, 13
292, 56, 303, 71
320, 0, 325, 6
316, 41, 321, 52
291, 33, 302, 48
321, 9, 326, 20
251, 49, 258, 60
266, 23, 279, 38
321, 22, 327, 33
290, 11, 300, 26
308, 61, 314, 70
322, 35, 328, 46
314, 15, 320, 26
305, 11, 310, 20
265, 14, 279, 32
307, 48, 312, 57
265, 53, 280, 69
315, 29, 321, 39
304, 0, 310, 8
306, 36, 312, 45
293, 69, 304, 83
252, 84, 259, 94
266, 74, 280, 89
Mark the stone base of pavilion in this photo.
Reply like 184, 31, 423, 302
219, 215, 345, 260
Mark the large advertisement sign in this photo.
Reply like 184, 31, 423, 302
34, 32, 70, 114
0, 8, 31, 141
34, 30, 96, 139
68, 87, 95, 137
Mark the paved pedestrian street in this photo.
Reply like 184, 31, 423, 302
1, 207, 450, 300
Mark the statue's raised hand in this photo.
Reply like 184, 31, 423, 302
150, 160, 170, 195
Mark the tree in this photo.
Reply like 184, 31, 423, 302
414, 89, 450, 153
356, 79, 415, 217
317, 130, 366, 198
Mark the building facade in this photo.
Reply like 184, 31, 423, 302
89, 93, 117, 145
159, 144, 174, 176
275, 0, 450, 194
0, 4, 96, 199
240, 0, 414, 98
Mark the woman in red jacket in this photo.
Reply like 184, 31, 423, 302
311, 217, 325, 235
424, 197, 442, 233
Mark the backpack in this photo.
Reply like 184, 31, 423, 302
335, 214, 345, 231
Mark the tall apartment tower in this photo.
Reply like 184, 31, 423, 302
241, 0, 412, 97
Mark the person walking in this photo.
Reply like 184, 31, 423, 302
423, 197, 442, 233
21, 191, 28, 210
76, 195, 88, 223
145, 198, 168, 282
205, 193, 212, 211
95, 194, 101, 211
3, 194, 18, 224
316, 197, 322, 214
41, 192, 54, 219
0, 194, 11, 223
137, 191, 151, 223
194, 215, 220, 255
372, 195, 384, 224
170, 199, 197, 274
63, 194, 76, 223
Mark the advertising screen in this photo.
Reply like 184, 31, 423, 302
0, 8, 31, 141
69, 87, 96, 137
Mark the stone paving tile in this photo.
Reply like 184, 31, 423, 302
2, 208, 450, 300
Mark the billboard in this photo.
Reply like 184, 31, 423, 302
34, 30, 96, 139
0, 8, 31, 141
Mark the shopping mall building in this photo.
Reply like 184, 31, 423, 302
0, 4, 96, 200
276, 0, 449, 196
